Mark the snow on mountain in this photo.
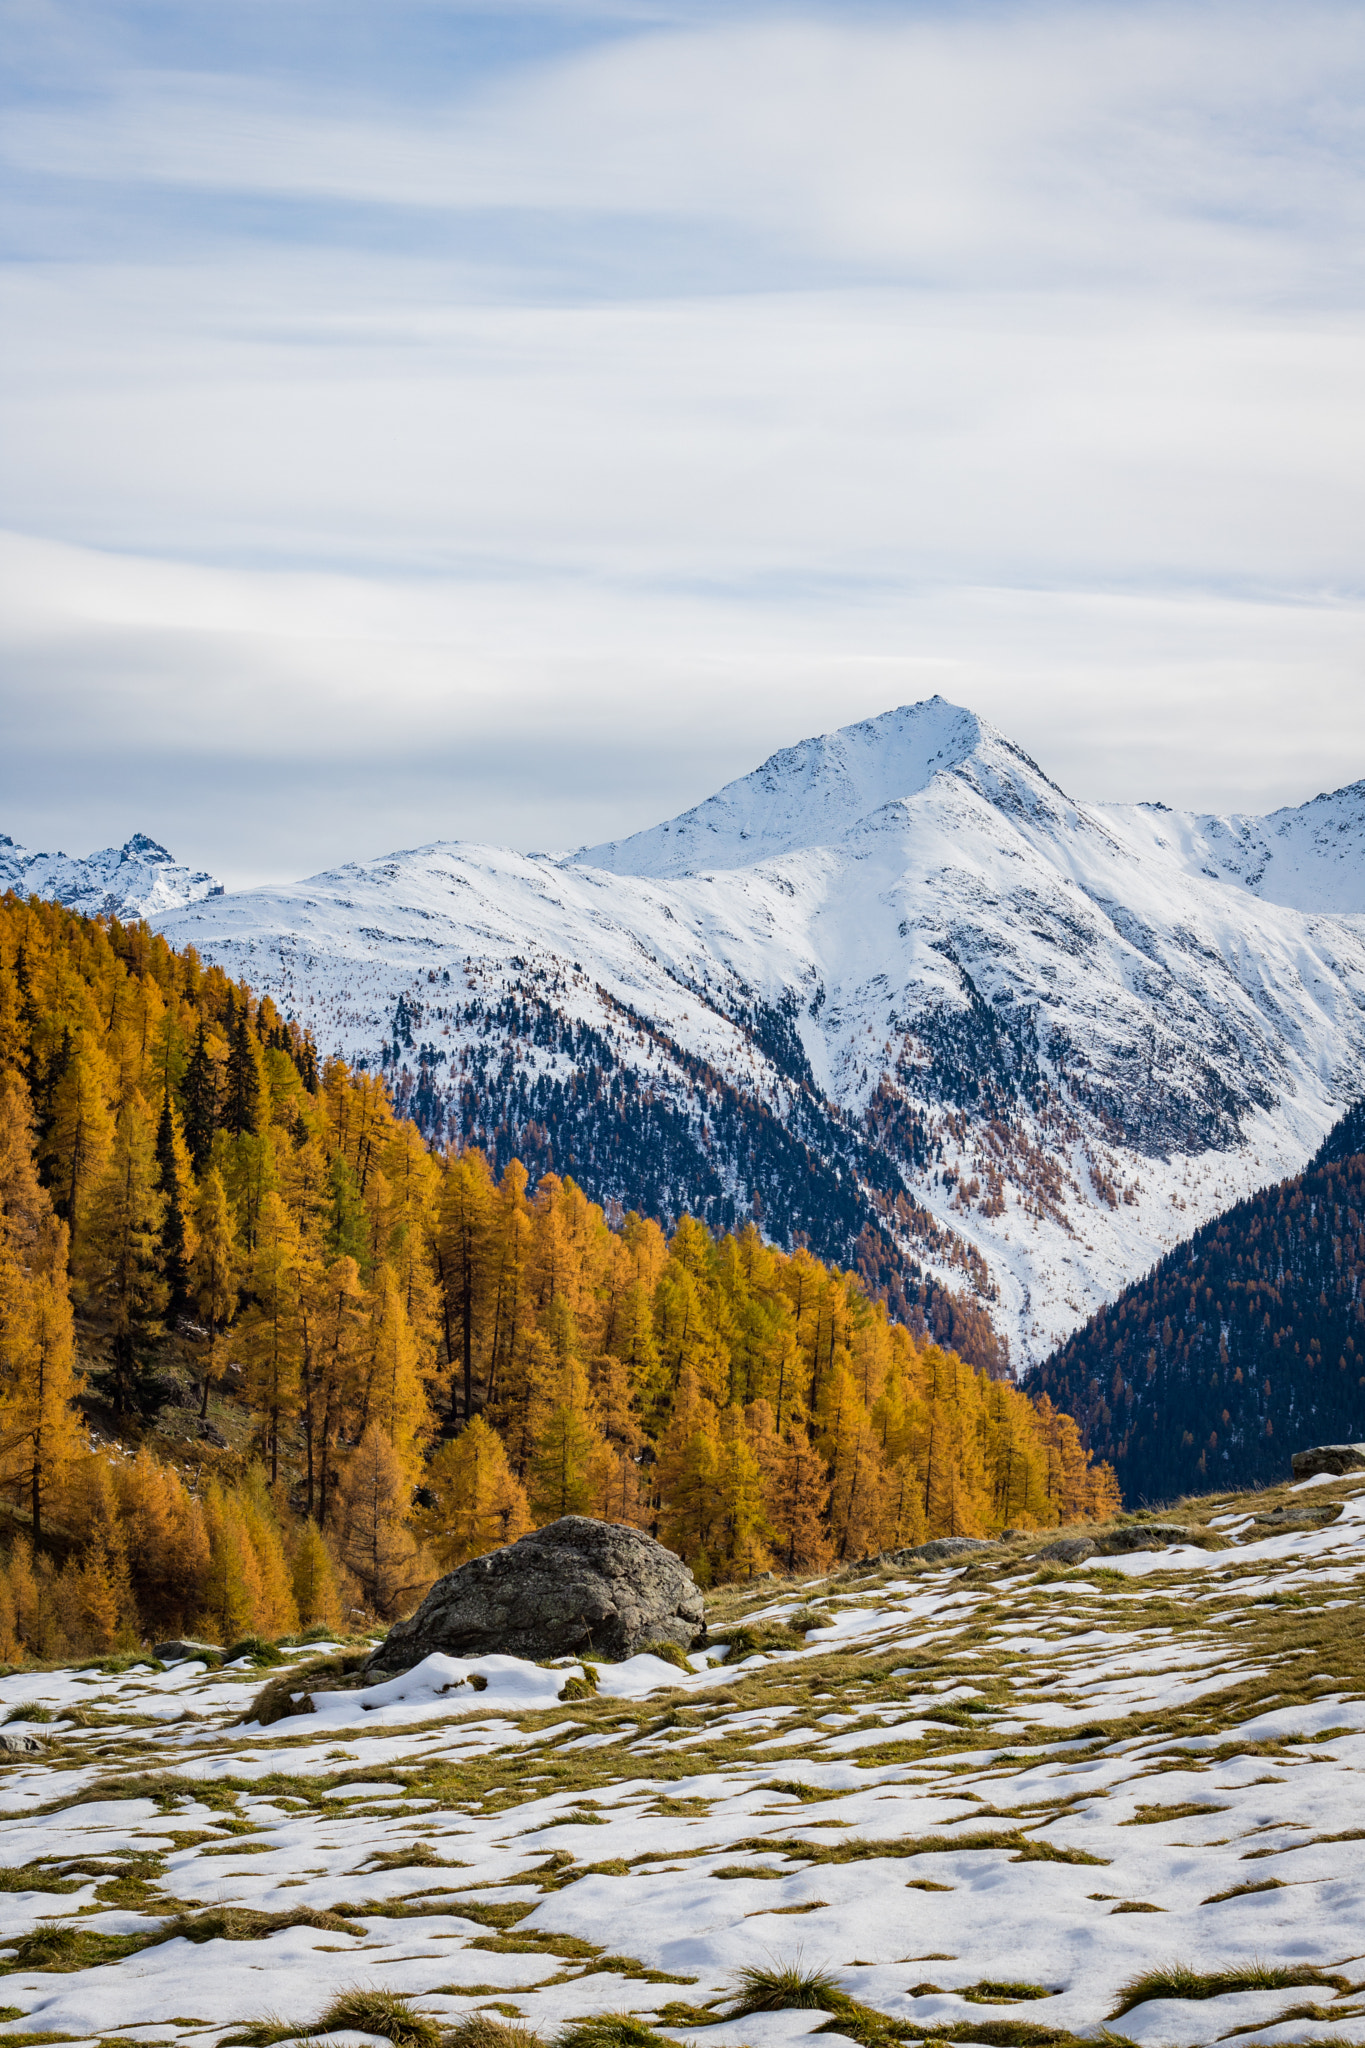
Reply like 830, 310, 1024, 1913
153, 700, 1365, 1371
0, 831, 223, 920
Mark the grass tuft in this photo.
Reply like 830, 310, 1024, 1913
641, 1642, 691, 1671
962, 1984, 1055, 2004
728, 1962, 851, 2015
555, 2017, 677, 2048
444, 2019, 548, 2048
315, 1990, 441, 2047
1108, 1962, 1351, 2018
224, 1635, 286, 1666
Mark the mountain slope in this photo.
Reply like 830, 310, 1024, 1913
151, 699, 1365, 1369
1035, 1093, 1365, 1500
0, 831, 223, 920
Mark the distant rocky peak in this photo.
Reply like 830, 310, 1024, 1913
113, 833, 176, 864
0, 832, 223, 921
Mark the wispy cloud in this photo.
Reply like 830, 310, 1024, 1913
2, 2, 1364, 878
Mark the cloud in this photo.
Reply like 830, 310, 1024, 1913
3, 528, 1363, 887
2, 2, 1365, 881
7, 9, 1365, 294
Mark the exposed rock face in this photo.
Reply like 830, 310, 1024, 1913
366, 1517, 705, 1676
1291, 1444, 1365, 1480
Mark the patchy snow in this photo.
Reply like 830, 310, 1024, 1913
5, 1485, 1365, 2048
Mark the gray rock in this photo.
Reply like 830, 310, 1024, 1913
1096, 1521, 1192, 1553
882, 1537, 1002, 1568
1038, 1535, 1098, 1565
198, 1421, 228, 1448
1253, 1502, 1341, 1526
365, 1516, 706, 1676
0, 1728, 44, 1754
1291, 1443, 1365, 1480
154, 1639, 221, 1663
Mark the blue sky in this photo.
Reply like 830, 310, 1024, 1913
3, 0, 1365, 884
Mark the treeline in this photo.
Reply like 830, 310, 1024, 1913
386, 981, 1010, 1377
1036, 1100, 1365, 1499
0, 892, 1117, 1662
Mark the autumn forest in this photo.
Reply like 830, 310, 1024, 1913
0, 893, 1119, 1665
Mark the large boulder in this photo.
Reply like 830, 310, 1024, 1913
1291, 1443, 1365, 1480
365, 1516, 705, 1676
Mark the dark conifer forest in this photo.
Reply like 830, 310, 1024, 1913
1036, 1099, 1365, 1500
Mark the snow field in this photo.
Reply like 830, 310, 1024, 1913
5, 1484, 1365, 2048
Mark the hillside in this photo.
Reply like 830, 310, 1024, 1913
140, 697, 1365, 1371
1035, 1097, 1365, 1502
0, 888, 1119, 1674
3, 1468, 1365, 2048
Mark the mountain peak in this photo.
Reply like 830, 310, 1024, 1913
0, 833, 223, 920
573, 696, 1002, 879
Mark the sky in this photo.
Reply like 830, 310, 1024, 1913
3, 0, 1365, 888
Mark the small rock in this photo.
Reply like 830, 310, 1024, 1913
0, 1728, 45, 1754
883, 1537, 1002, 1567
1096, 1522, 1191, 1554
1254, 1503, 1341, 1526
154, 1638, 222, 1663
365, 1515, 706, 1677
1290, 1443, 1365, 1480
1038, 1536, 1098, 1565
198, 1420, 229, 1448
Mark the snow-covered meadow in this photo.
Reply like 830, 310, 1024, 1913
4, 1476, 1365, 2048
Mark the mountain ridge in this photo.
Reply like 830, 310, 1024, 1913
0, 830, 223, 921
15, 700, 1365, 1371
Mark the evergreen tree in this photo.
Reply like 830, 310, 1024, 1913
324, 1154, 367, 1267
437, 1149, 492, 1427
83, 1091, 167, 1418
223, 994, 263, 1138
155, 1085, 189, 1314
182, 1021, 217, 1173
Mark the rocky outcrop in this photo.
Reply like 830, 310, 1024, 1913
1096, 1521, 1191, 1553
1290, 1444, 1365, 1480
1038, 1535, 1098, 1565
852, 1536, 1003, 1572
0, 1728, 45, 1754
365, 1516, 705, 1676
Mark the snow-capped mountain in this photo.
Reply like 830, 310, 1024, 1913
0, 831, 223, 921
153, 698, 1365, 1371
